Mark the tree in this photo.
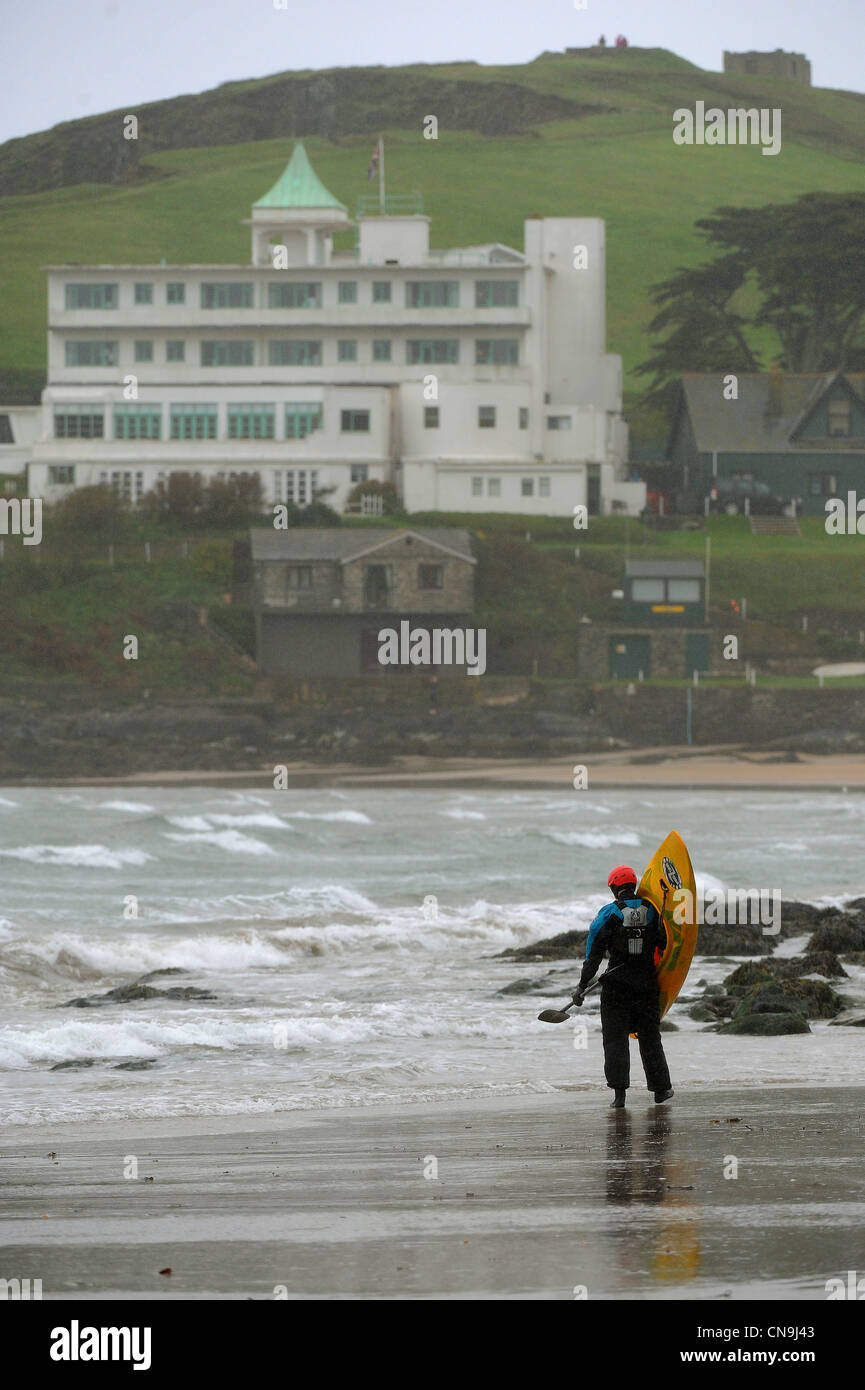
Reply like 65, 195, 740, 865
636, 192, 865, 395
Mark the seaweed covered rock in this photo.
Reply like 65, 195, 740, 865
723, 953, 847, 995
808, 913, 865, 955
719, 1012, 811, 1036
497, 930, 587, 962
693, 923, 776, 956
731, 979, 843, 1020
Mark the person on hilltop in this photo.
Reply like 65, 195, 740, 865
573, 865, 674, 1108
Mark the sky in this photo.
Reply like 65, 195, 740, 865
1, 0, 864, 148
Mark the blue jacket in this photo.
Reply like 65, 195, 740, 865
581, 895, 664, 992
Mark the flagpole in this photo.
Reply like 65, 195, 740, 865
378, 136, 385, 214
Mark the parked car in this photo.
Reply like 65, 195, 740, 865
706, 477, 800, 516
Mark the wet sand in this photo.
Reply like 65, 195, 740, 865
3, 1086, 864, 1299
30, 749, 865, 791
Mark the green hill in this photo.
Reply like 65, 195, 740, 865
1, 47, 863, 402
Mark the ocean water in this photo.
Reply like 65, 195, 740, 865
1, 785, 864, 1126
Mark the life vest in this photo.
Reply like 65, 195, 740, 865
611, 898, 655, 964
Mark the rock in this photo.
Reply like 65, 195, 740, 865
497, 977, 548, 996
719, 1012, 811, 1036
731, 979, 843, 1020
689, 998, 734, 1022
723, 954, 847, 995
694, 924, 775, 956
841, 951, 865, 966
50, 1059, 96, 1070
113, 1059, 160, 1070
659, 1019, 678, 1031
497, 930, 587, 962
808, 914, 865, 954
827, 1009, 865, 1027
63, 981, 216, 1007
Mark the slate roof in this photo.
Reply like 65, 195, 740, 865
250, 527, 475, 564
626, 560, 705, 579
677, 372, 865, 453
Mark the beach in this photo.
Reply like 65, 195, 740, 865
3, 1085, 865, 1299
25, 749, 865, 791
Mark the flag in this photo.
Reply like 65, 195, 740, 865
367, 141, 380, 181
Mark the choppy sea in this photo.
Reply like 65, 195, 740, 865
1, 785, 863, 1126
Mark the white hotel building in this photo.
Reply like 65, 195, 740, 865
30, 144, 641, 517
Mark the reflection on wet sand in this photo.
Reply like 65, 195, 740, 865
605, 1107, 701, 1283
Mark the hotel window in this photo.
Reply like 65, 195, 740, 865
373, 339, 391, 362
341, 410, 370, 433
284, 404, 323, 438
113, 404, 162, 440
201, 341, 254, 366
166, 340, 185, 362
519, 407, 529, 429
487, 478, 501, 497
272, 468, 319, 505
99, 469, 146, 503
227, 405, 275, 440
476, 339, 519, 366
475, 280, 519, 308
407, 340, 459, 365
418, 564, 443, 590
338, 281, 358, 304
267, 282, 322, 309
268, 340, 322, 366
539, 477, 550, 498
201, 282, 254, 309
65, 341, 118, 366
424, 406, 440, 429
471, 477, 483, 497
134, 283, 153, 305
166, 283, 186, 304
373, 281, 392, 303
54, 405, 104, 439
521, 478, 535, 497
478, 406, 496, 428
134, 340, 154, 363
828, 395, 852, 438
547, 415, 572, 430
338, 340, 357, 362
351, 464, 369, 484
170, 405, 217, 440
406, 281, 459, 308
65, 283, 118, 309
48, 465, 75, 485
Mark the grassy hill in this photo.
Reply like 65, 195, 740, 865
1, 47, 863, 408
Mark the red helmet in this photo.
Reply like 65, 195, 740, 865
608, 865, 638, 889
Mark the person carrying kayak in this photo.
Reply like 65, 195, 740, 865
573, 864, 674, 1109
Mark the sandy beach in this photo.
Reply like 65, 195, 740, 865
3, 1085, 864, 1300
31, 749, 865, 791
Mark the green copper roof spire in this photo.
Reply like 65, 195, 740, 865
253, 142, 347, 211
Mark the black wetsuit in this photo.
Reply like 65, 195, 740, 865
579, 896, 671, 1094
